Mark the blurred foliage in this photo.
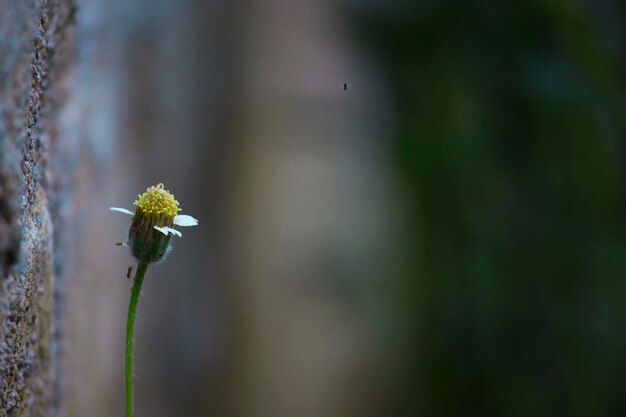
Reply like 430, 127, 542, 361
348, 1, 626, 416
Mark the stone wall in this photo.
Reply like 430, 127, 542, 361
0, 1, 75, 416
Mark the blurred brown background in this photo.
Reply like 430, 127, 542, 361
67, 1, 392, 417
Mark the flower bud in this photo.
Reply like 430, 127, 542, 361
128, 183, 180, 263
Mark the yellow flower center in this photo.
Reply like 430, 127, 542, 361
133, 183, 180, 218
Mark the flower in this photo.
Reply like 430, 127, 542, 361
110, 183, 198, 263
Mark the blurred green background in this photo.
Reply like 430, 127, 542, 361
349, 1, 626, 416
66, 0, 626, 416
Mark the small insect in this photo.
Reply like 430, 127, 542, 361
127, 266, 133, 278
343, 83, 352, 91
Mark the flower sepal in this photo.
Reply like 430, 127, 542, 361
128, 209, 173, 263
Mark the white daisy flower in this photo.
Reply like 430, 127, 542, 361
110, 183, 198, 263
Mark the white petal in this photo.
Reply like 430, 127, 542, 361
174, 214, 198, 227
110, 207, 134, 216
153, 226, 183, 237
165, 227, 182, 237
154, 226, 169, 236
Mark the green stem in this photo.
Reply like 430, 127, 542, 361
125, 261, 149, 417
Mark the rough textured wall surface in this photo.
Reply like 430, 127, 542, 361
0, 0, 75, 416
